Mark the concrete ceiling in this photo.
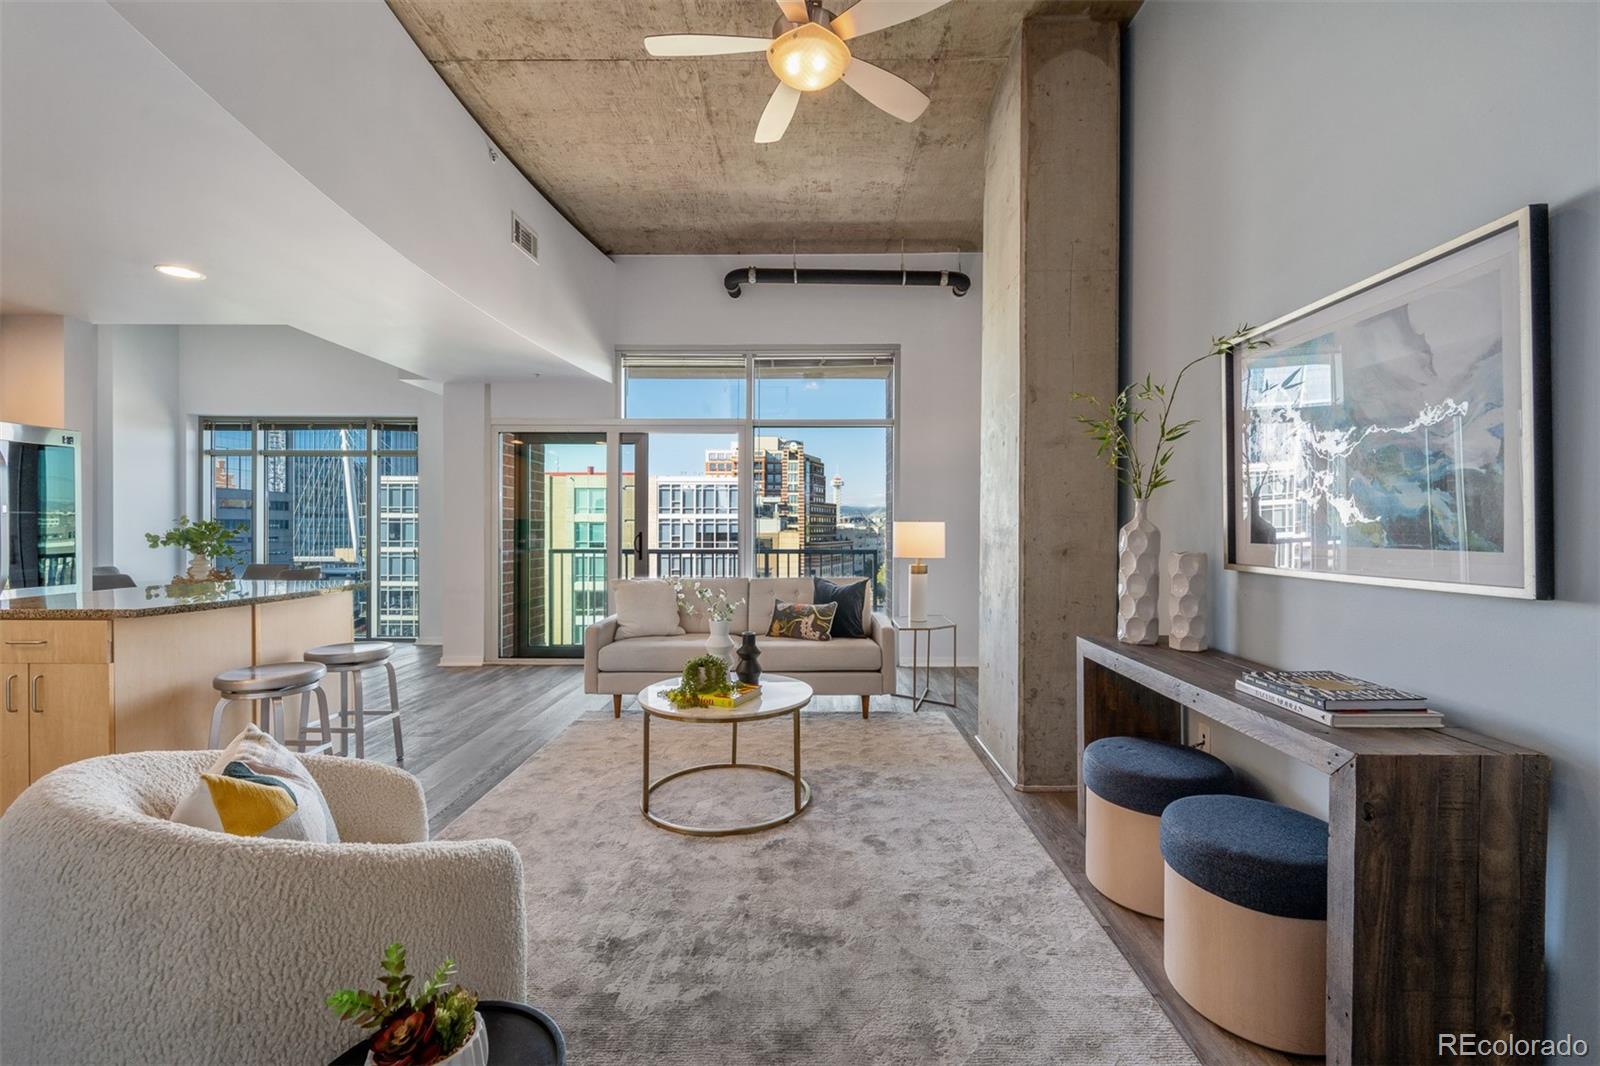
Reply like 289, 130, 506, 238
386, 0, 1137, 255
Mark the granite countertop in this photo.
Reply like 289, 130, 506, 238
0, 579, 359, 620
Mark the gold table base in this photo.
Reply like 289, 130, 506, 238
642, 707, 812, 837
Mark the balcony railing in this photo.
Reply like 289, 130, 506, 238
533, 547, 883, 650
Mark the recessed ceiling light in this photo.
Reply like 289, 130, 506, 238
155, 264, 205, 280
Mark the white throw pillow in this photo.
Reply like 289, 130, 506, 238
171, 725, 339, 842
609, 579, 685, 640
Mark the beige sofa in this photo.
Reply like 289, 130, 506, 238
0, 752, 525, 1066
584, 576, 893, 718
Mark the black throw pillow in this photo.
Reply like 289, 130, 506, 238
813, 576, 867, 638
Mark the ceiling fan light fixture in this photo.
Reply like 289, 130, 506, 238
767, 23, 850, 92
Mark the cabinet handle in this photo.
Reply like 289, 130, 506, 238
3, 674, 15, 713
4, 640, 47, 646
30, 675, 42, 714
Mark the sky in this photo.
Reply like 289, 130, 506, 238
536, 373, 891, 510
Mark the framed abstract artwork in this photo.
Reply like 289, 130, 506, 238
1224, 205, 1551, 598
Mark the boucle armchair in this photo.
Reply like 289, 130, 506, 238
0, 751, 526, 1066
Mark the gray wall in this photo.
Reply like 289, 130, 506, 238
1126, 0, 1598, 1043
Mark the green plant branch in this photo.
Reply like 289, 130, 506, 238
1072, 325, 1271, 501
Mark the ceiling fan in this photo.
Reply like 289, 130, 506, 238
644, 0, 955, 143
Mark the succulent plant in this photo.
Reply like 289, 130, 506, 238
327, 943, 479, 1066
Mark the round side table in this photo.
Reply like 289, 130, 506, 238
637, 674, 814, 836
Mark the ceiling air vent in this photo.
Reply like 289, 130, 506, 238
511, 213, 539, 263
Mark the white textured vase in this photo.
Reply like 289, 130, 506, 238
185, 554, 212, 581
1166, 551, 1209, 652
1117, 500, 1160, 645
705, 619, 735, 667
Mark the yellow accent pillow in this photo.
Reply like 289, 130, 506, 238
203, 772, 298, 837
170, 725, 338, 842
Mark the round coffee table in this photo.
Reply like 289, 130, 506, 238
637, 674, 814, 836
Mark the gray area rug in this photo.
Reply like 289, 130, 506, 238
441, 705, 1198, 1065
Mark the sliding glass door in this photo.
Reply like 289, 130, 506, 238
501, 432, 613, 658
496, 351, 894, 658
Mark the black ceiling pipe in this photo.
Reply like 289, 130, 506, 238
723, 266, 971, 299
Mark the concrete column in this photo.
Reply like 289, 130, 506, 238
440, 381, 489, 666
978, 17, 1120, 789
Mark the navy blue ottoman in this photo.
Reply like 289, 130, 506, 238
1160, 795, 1329, 1055
1081, 736, 1232, 917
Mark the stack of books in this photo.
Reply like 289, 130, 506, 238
699, 683, 761, 710
1235, 670, 1443, 728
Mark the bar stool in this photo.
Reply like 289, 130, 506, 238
209, 662, 334, 754
1081, 736, 1233, 917
1160, 794, 1329, 1055
303, 642, 403, 761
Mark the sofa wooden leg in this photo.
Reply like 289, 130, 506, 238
861, 695, 870, 720
613, 694, 623, 718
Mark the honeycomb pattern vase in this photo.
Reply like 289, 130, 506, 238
1166, 551, 1209, 652
1117, 500, 1160, 645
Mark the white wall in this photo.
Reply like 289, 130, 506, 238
174, 326, 446, 642
95, 325, 182, 580
112, 0, 615, 380
481, 253, 984, 664
440, 382, 489, 666
1127, 1, 1599, 1041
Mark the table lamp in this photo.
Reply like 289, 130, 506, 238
893, 521, 945, 622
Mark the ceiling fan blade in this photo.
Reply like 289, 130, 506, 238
830, 0, 954, 40
644, 34, 771, 57
841, 59, 929, 122
755, 83, 802, 143
775, 0, 810, 22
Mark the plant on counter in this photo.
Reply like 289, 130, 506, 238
327, 942, 483, 1066
144, 515, 241, 582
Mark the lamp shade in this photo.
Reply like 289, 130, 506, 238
893, 521, 945, 560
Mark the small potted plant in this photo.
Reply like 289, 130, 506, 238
669, 578, 746, 665
327, 943, 486, 1066
144, 514, 241, 582
665, 653, 757, 710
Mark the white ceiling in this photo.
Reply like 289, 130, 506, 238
0, 1, 615, 382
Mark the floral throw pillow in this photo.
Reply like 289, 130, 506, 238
767, 600, 837, 641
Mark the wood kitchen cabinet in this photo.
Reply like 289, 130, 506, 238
0, 622, 115, 810
0, 585, 353, 813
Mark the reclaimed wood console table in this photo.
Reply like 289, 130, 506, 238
1076, 636, 1549, 1066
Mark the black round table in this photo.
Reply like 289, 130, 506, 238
330, 1000, 565, 1065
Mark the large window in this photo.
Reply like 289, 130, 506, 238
200, 418, 421, 639
619, 350, 894, 607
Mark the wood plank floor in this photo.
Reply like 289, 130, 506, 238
360, 645, 1315, 1066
